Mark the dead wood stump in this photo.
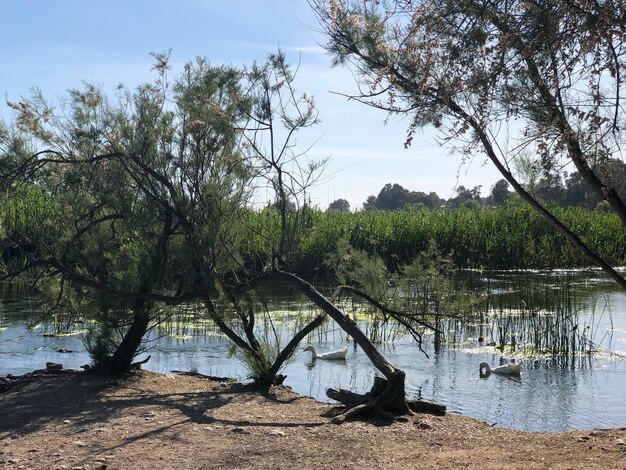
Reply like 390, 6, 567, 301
327, 376, 446, 422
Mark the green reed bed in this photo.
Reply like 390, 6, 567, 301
1, 184, 61, 238
4, 188, 625, 274
243, 205, 626, 275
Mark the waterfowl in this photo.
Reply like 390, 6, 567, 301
303, 345, 348, 360
479, 361, 521, 377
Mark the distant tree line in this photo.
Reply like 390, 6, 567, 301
328, 158, 626, 212
527, 159, 626, 210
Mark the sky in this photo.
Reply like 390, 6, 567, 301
0, 0, 503, 209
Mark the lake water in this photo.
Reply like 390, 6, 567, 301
1, 269, 625, 432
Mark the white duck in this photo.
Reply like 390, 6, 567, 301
303, 345, 348, 360
479, 361, 521, 378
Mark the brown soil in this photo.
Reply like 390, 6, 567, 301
1, 370, 625, 470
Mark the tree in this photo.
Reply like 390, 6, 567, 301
1, 52, 335, 382
362, 194, 378, 210
446, 185, 482, 209
242, 59, 436, 418
313, 0, 626, 291
376, 183, 410, 210
406, 190, 441, 210
1, 56, 254, 373
489, 179, 512, 207
327, 198, 351, 212
1, 51, 430, 421
534, 174, 566, 206
564, 158, 626, 208
361, 183, 442, 210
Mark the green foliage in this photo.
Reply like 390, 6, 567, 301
394, 241, 481, 322
327, 198, 351, 212
313, 0, 626, 296
245, 205, 626, 275
401, 240, 455, 281
1, 184, 61, 238
325, 237, 388, 299
230, 339, 280, 382
363, 183, 442, 211
489, 179, 512, 206
0, 53, 268, 374
83, 320, 123, 369
1, 50, 329, 378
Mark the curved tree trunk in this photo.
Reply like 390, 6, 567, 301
271, 268, 411, 421
481, 4, 626, 228
441, 96, 626, 292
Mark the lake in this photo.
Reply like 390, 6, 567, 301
1, 269, 625, 432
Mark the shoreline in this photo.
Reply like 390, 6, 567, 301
2, 369, 626, 469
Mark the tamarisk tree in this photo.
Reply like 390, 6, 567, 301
312, 0, 626, 289
0, 51, 426, 417
1, 55, 256, 373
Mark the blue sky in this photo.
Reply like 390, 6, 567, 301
1, 0, 501, 209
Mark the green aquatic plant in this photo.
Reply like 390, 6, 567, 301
441, 271, 618, 358
229, 337, 280, 383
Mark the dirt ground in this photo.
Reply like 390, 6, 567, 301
1, 370, 626, 470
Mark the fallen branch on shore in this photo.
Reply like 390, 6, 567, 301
327, 376, 446, 423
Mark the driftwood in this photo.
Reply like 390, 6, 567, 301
327, 377, 446, 419
407, 400, 447, 416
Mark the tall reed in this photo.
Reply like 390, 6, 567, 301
243, 205, 625, 275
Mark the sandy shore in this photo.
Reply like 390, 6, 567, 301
1, 370, 625, 469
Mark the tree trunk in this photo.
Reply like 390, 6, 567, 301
482, 5, 626, 228
107, 309, 151, 375
271, 268, 413, 421
327, 376, 446, 416
203, 296, 263, 361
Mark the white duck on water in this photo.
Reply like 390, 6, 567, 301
303, 345, 348, 360
479, 361, 521, 378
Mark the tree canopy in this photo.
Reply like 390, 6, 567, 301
0, 51, 327, 376
363, 183, 442, 210
313, 0, 626, 289
327, 198, 351, 211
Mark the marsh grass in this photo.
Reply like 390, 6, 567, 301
245, 206, 626, 275
443, 272, 617, 358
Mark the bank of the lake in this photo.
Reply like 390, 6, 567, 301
1, 370, 625, 470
